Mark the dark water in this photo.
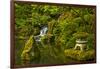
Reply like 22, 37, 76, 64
15, 26, 48, 65
15, 39, 25, 65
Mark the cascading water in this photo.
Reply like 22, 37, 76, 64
34, 26, 48, 42
40, 26, 48, 36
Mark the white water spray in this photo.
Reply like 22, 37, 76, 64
34, 26, 48, 42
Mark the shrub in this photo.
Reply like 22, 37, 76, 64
73, 32, 89, 40
66, 37, 76, 49
87, 34, 95, 49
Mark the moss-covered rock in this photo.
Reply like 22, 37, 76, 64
64, 49, 95, 61
21, 35, 34, 64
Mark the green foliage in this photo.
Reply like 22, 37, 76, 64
15, 2, 96, 65
87, 34, 95, 50
33, 27, 40, 36
32, 13, 51, 26
66, 37, 76, 49
73, 32, 89, 40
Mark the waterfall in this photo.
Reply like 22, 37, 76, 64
40, 26, 48, 36
34, 26, 48, 42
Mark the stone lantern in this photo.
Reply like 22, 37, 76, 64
74, 39, 87, 51
73, 32, 88, 51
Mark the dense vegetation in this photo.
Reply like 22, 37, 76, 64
15, 3, 96, 65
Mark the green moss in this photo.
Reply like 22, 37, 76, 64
73, 32, 89, 40
21, 35, 34, 64
64, 49, 95, 61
